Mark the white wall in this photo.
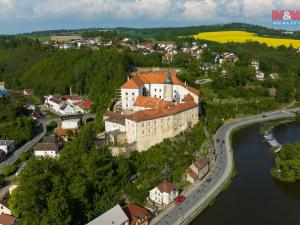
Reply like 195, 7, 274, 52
149, 187, 178, 205
149, 84, 164, 99
0, 204, 11, 215
121, 88, 140, 110
105, 121, 126, 132
62, 119, 81, 129
34, 151, 57, 158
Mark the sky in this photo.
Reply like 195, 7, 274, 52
1, 0, 300, 34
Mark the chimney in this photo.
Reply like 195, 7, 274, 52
127, 76, 130, 81
185, 81, 187, 86
69, 86, 72, 96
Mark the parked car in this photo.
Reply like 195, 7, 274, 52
174, 195, 185, 205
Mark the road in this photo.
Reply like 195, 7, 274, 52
152, 108, 299, 225
0, 122, 47, 174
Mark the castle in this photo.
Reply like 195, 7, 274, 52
104, 69, 200, 153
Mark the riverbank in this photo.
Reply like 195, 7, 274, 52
153, 108, 299, 225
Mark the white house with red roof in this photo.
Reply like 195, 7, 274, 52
149, 182, 178, 205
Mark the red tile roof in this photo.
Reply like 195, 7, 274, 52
193, 158, 209, 170
23, 88, 33, 94
121, 70, 200, 96
157, 182, 177, 193
133, 96, 172, 108
55, 128, 77, 137
74, 99, 93, 110
127, 101, 198, 123
0, 214, 16, 225
123, 204, 151, 225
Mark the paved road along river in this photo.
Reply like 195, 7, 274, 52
153, 108, 299, 225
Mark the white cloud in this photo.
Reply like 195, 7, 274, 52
0, 0, 14, 16
180, 0, 217, 20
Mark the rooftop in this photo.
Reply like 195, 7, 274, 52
121, 70, 200, 96
35, 143, 58, 152
127, 101, 198, 123
0, 214, 16, 225
87, 204, 129, 225
133, 96, 172, 109
0, 140, 14, 146
157, 182, 177, 193
105, 113, 127, 126
193, 158, 209, 170
123, 204, 151, 225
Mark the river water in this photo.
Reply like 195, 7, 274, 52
190, 121, 300, 225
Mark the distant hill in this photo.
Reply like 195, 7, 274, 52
21, 23, 300, 41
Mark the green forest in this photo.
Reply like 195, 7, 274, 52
9, 122, 206, 225
271, 143, 300, 182
0, 96, 33, 146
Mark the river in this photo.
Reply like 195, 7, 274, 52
190, 121, 300, 225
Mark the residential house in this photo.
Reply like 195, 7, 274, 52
0, 141, 15, 154
55, 128, 77, 141
59, 104, 77, 115
251, 59, 260, 71
0, 214, 16, 225
87, 204, 129, 225
0, 196, 11, 215
45, 95, 63, 113
186, 158, 209, 184
149, 182, 178, 205
23, 89, 33, 96
34, 143, 58, 158
123, 204, 152, 225
256, 71, 265, 81
73, 99, 93, 113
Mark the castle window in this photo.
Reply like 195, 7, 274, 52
159, 89, 161, 92
126, 92, 128, 95
132, 92, 135, 95
154, 95, 157, 98
155, 89, 157, 91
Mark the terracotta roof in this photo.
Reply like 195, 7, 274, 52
35, 143, 58, 152
127, 101, 198, 123
133, 96, 172, 108
193, 158, 209, 170
105, 113, 127, 126
187, 168, 198, 180
0, 214, 16, 225
123, 204, 151, 225
23, 88, 33, 94
157, 182, 177, 193
182, 94, 194, 102
55, 128, 77, 137
121, 70, 200, 96
74, 99, 92, 110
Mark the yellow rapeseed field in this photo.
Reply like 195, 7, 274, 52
193, 31, 300, 48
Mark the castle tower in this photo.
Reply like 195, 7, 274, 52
163, 69, 173, 102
